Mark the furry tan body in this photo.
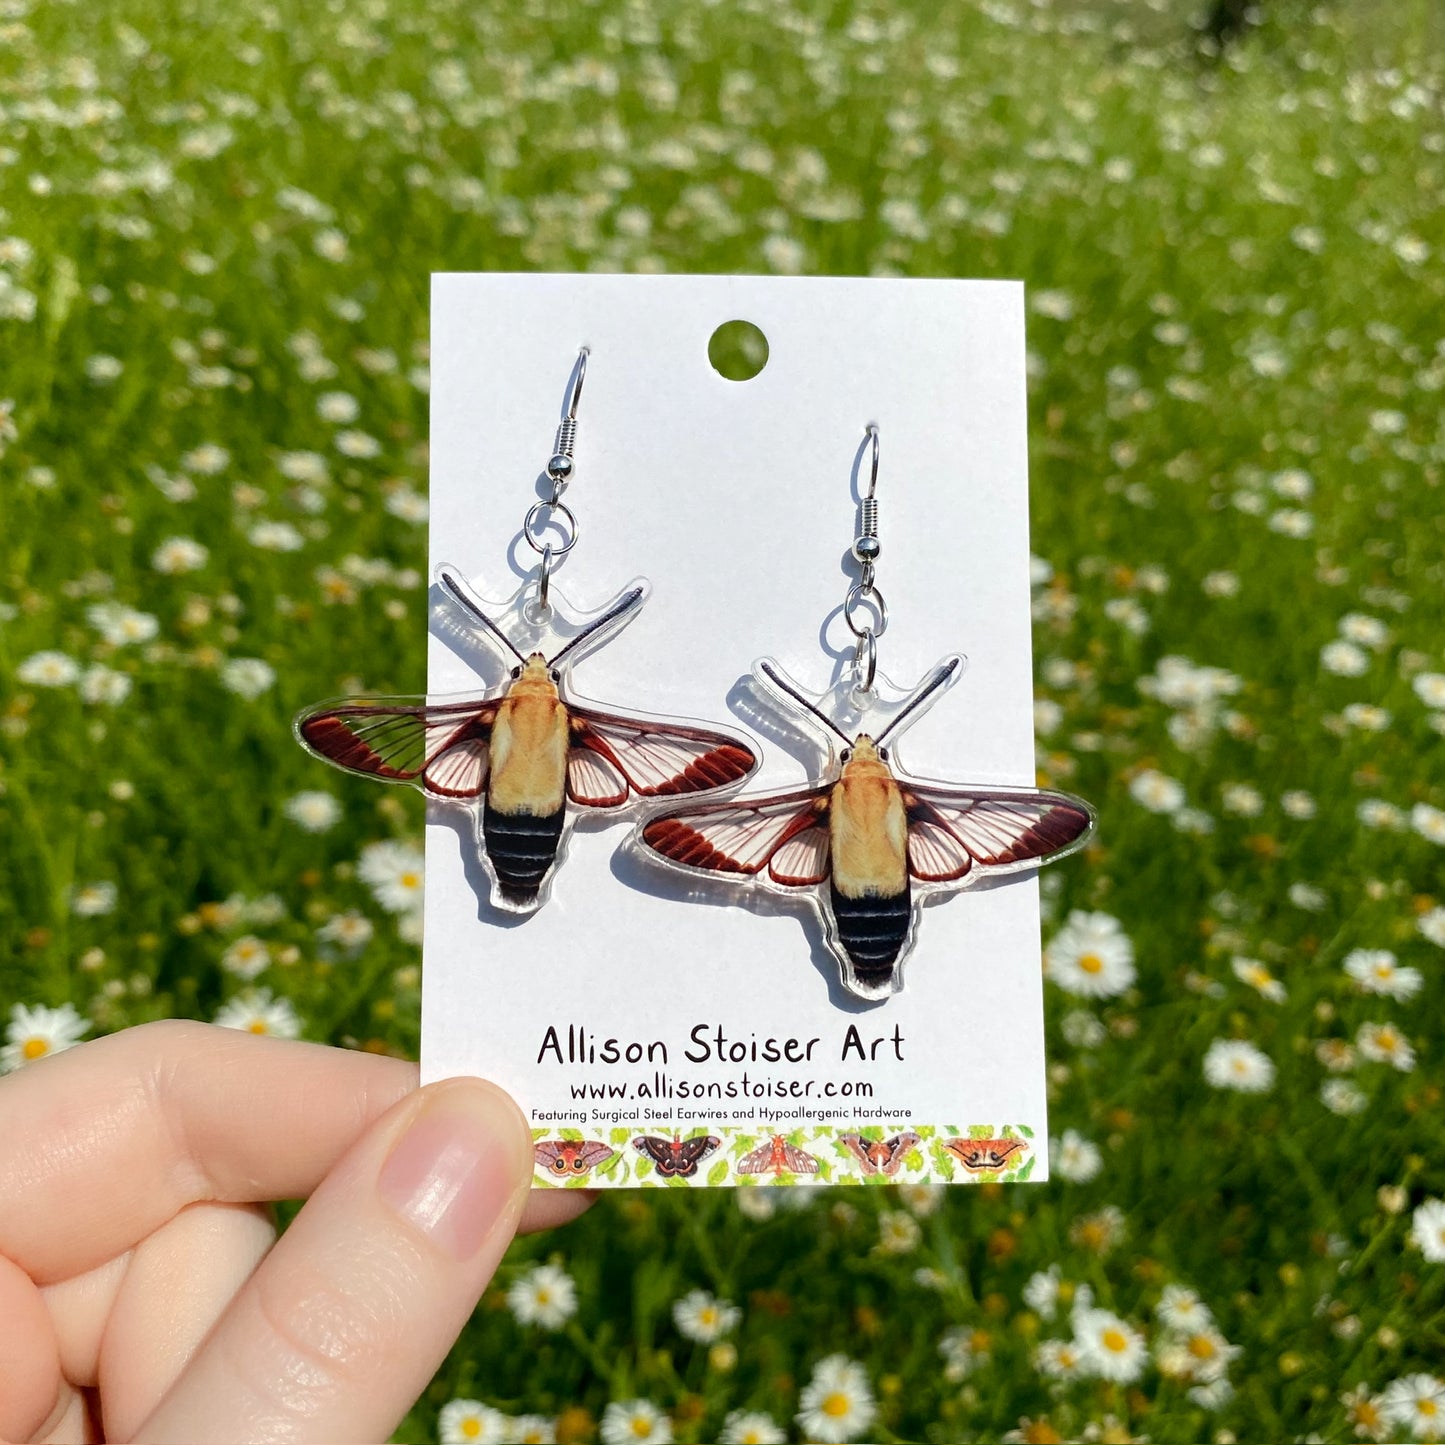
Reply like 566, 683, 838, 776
486, 654, 569, 816
828, 736, 909, 900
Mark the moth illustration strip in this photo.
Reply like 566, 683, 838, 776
529, 1124, 1039, 1188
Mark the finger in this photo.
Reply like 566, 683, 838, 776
137, 1078, 532, 1444
0, 1021, 415, 1283
518, 1189, 596, 1232
0, 1253, 61, 1441
98, 1203, 276, 1441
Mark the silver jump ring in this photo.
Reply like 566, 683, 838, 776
844, 581, 888, 638
537, 543, 555, 611
852, 629, 877, 692
524, 499, 578, 557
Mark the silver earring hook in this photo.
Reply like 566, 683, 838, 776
844, 423, 886, 694
523, 348, 588, 616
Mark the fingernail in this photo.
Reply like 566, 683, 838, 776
377, 1085, 528, 1260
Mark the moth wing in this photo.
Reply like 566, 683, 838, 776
904, 784, 1093, 881
840, 1133, 879, 1175
641, 786, 833, 884
533, 1141, 566, 1168
882, 1131, 921, 1175
783, 1142, 820, 1175
298, 694, 499, 799
632, 1136, 670, 1170
736, 1141, 772, 1175
575, 1141, 616, 1169
679, 1135, 721, 1172
567, 705, 757, 808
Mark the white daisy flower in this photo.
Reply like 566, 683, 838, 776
1035, 1335, 1085, 1379
599, 1400, 672, 1445
283, 790, 342, 832
71, 881, 117, 917
1358, 799, 1406, 830
1157, 1285, 1213, 1332
438, 1399, 508, 1444
1412, 803, 1445, 846
1379, 1373, 1445, 1441
1051, 1128, 1103, 1183
78, 665, 132, 705
1281, 790, 1316, 819
1128, 767, 1185, 814
221, 935, 271, 980
1338, 612, 1389, 648
2, 1002, 90, 1073
152, 536, 210, 573
719, 1411, 785, 1445
509, 1417, 555, 1445
213, 988, 301, 1038
336, 429, 381, 458
87, 602, 159, 645
1231, 956, 1286, 1002
1221, 783, 1264, 817
1410, 1198, 1445, 1264
876, 1209, 921, 1254
1343, 948, 1422, 1001
180, 443, 230, 474
897, 1182, 946, 1217
938, 1325, 990, 1381
16, 650, 81, 687
1420, 907, 1445, 948
1187, 1376, 1235, 1409
1044, 911, 1136, 999
221, 657, 277, 698
671, 1288, 739, 1343
1023, 1265, 1063, 1320
736, 1187, 775, 1221
1202, 1038, 1275, 1093
1168, 1326, 1239, 1383
317, 390, 360, 423
384, 486, 429, 523
317, 910, 374, 952
1357, 1021, 1416, 1072
1412, 672, 1445, 709
248, 519, 305, 551
795, 1354, 877, 1444
1320, 1079, 1367, 1116
506, 1262, 577, 1329
1073, 1307, 1147, 1383
1320, 639, 1369, 676
277, 449, 329, 482
358, 839, 425, 913
1341, 1383, 1392, 1443
1341, 703, 1391, 731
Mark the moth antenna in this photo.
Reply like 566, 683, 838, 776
547, 585, 645, 667
436, 565, 527, 664
757, 661, 853, 745
876, 657, 963, 744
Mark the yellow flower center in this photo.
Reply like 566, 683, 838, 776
1374, 962, 1392, 977
461, 1419, 481, 1440
1078, 952, 1104, 974
536, 1288, 552, 1305
401, 871, 421, 889
23, 1037, 50, 1060
247, 1020, 269, 1034
1353, 1402, 1380, 1427
1421, 1399, 1439, 1418
1378, 1028, 1398, 1049
1101, 1327, 1128, 1354
822, 1392, 851, 1418
701, 1308, 717, 1325
1187, 1333, 1217, 1359
631, 1417, 653, 1438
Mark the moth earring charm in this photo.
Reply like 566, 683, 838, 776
637, 423, 1096, 1001
295, 348, 759, 914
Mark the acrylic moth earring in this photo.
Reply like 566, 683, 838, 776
295, 347, 759, 913
636, 423, 1095, 1001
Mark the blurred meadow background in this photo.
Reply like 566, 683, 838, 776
3, 0, 1445, 1440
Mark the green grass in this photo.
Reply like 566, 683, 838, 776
2, 0, 1444, 1440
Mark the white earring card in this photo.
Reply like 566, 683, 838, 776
422, 273, 1065, 1189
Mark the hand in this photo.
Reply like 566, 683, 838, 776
0, 1020, 589, 1443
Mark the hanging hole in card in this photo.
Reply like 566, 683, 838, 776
708, 319, 769, 381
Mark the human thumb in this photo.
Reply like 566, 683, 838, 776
137, 1077, 533, 1443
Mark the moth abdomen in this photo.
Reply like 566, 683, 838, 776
830, 881, 911, 988
483, 803, 566, 903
